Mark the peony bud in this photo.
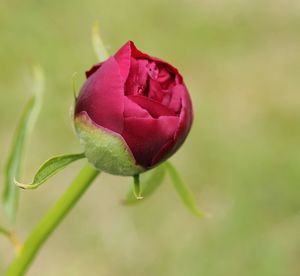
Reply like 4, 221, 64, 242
74, 41, 193, 176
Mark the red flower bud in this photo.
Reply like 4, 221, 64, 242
74, 41, 193, 176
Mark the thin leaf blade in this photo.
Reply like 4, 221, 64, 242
165, 161, 204, 217
2, 66, 44, 224
15, 153, 86, 190
92, 21, 109, 62
123, 163, 167, 205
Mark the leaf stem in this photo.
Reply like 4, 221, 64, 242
133, 174, 143, 200
5, 163, 100, 276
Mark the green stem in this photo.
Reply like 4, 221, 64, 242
133, 175, 143, 200
6, 163, 100, 276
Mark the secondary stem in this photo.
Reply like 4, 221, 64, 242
6, 163, 100, 276
133, 175, 143, 200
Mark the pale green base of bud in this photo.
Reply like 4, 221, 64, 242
74, 113, 145, 176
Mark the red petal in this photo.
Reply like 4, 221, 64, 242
122, 116, 179, 167
115, 41, 183, 83
151, 138, 175, 165
85, 63, 103, 78
129, 41, 183, 83
114, 41, 131, 82
125, 58, 149, 96
172, 84, 193, 153
123, 96, 151, 118
168, 84, 182, 113
127, 95, 176, 118
75, 57, 124, 134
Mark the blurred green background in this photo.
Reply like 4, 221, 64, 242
1, 0, 300, 275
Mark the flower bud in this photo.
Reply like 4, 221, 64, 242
74, 41, 193, 176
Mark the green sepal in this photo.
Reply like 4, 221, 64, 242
15, 153, 86, 190
75, 113, 145, 176
2, 66, 44, 224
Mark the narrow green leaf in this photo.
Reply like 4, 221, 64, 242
165, 162, 204, 217
123, 163, 167, 205
92, 21, 109, 62
2, 66, 44, 224
15, 153, 86, 190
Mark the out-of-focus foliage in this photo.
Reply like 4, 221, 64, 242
1, 0, 300, 275
2, 66, 44, 224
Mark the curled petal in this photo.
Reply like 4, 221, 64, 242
75, 57, 125, 134
122, 116, 179, 167
127, 95, 176, 118
123, 96, 151, 118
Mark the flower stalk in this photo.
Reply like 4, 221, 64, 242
6, 163, 100, 276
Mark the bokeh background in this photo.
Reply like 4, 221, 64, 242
1, 0, 300, 275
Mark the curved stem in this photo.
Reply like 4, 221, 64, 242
6, 163, 100, 276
